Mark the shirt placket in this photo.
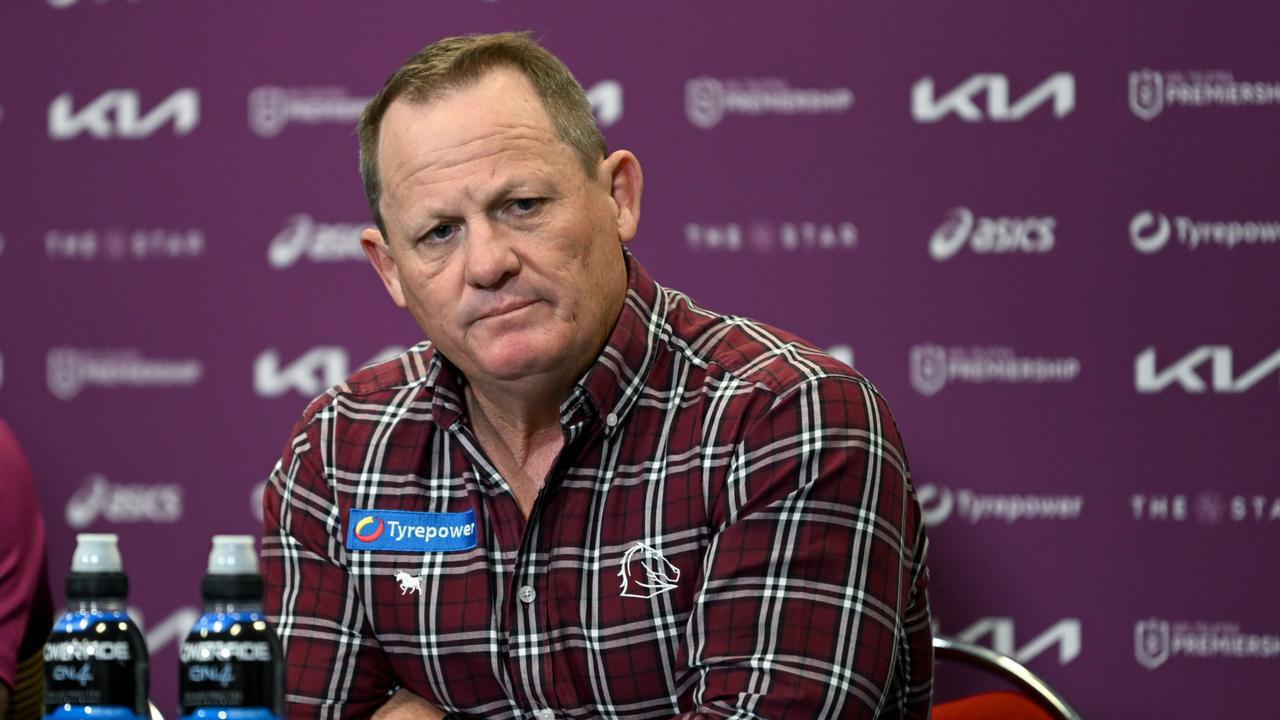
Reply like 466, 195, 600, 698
509, 519, 555, 718
449, 418, 576, 719
508, 410, 594, 719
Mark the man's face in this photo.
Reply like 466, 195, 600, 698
362, 68, 640, 393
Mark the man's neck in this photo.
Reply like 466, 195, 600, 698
464, 381, 564, 457
464, 383, 565, 518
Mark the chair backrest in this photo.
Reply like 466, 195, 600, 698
932, 635, 1083, 720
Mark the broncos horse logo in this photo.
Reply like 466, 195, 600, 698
618, 542, 680, 599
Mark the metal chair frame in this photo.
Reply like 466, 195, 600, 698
933, 636, 1083, 720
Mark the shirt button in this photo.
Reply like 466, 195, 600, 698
518, 585, 537, 603
533, 710, 554, 720
606, 413, 618, 427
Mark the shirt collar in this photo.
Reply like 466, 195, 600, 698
424, 250, 667, 438
571, 251, 667, 437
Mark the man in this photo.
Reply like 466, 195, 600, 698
262, 32, 931, 719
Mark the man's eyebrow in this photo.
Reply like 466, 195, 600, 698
484, 177, 550, 204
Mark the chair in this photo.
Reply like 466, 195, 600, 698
931, 636, 1083, 720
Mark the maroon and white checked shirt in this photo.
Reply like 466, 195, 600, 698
262, 253, 932, 719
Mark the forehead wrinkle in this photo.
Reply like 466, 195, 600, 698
385, 119, 547, 180
386, 141, 567, 236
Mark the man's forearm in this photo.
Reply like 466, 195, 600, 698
371, 688, 446, 720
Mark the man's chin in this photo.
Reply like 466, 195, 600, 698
469, 348, 561, 386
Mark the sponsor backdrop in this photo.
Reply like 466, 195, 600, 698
2, 2, 1277, 716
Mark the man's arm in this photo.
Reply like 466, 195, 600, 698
678, 376, 932, 719
261, 414, 401, 718
371, 688, 445, 720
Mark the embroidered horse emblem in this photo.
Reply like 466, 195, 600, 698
394, 570, 424, 595
618, 542, 680, 599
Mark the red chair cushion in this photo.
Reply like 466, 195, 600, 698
932, 690, 1056, 720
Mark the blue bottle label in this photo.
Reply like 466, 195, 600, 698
43, 611, 149, 717
178, 611, 283, 717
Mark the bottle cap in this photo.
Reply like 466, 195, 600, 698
207, 535, 258, 575
71, 533, 123, 573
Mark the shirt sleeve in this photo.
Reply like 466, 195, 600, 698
261, 411, 398, 718
677, 377, 933, 719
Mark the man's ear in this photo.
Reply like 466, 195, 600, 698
360, 227, 407, 308
603, 150, 643, 245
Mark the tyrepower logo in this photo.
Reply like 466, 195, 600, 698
268, 214, 367, 268
1135, 346, 1280, 393
684, 221, 857, 253
686, 77, 853, 129
49, 88, 199, 140
353, 515, 385, 542
253, 345, 404, 398
930, 207, 1055, 261
47, 348, 202, 401
917, 483, 1084, 526
912, 73, 1074, 123
1130, 211, 1280, 254
64, 473, 183, 529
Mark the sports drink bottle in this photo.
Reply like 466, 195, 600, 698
177, 535, 284, 719
43, 533, 150, 719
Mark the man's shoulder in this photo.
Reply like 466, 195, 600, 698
659, 286, 867, 399
293, 342, 436, 428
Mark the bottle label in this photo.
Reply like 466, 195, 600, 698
44, 611, 148, 715
179, 611, 282, 716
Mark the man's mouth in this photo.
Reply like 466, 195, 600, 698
476, 299, 537, 322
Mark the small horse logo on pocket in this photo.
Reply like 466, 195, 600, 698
394, 570, 424, 595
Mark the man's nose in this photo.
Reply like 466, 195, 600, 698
462, 219, 520, 288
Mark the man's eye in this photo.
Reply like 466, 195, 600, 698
424, 224, 457, 243
510, 198, 542, 215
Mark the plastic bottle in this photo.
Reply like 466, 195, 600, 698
177, 535, 283, 719
43, 532, 150, 719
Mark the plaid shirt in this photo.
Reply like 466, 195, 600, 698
262, 254, 932, 719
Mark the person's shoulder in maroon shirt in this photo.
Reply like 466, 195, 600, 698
0, 419, 52, 719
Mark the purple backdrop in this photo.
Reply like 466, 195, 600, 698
3, 2, 1279, 716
